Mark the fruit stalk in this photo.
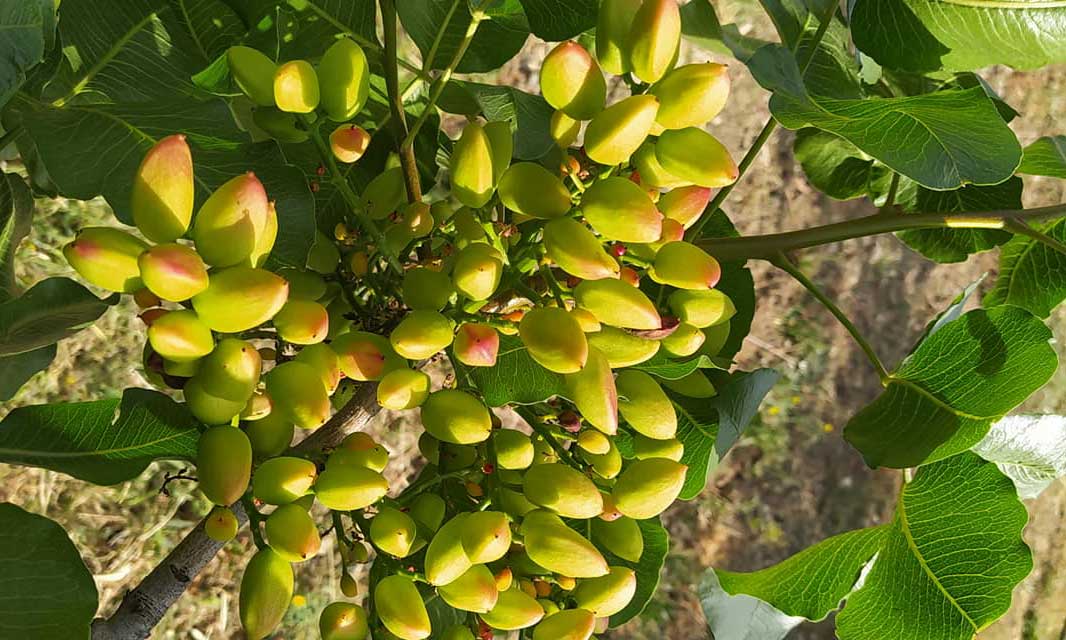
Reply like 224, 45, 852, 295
380, 0, 423, 204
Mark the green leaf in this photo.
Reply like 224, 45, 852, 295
701, 527, 885, 640
232, 0, 379, 59
895, 177, 1020, 264
712, 368, 780, 456
439, 80, 554, 160
851, 0, 1066, 73
0, 278, 115, 357
984, 218, 1066, 318
836, 452, 1031, 640
0, 346, 56, 402
747, 45, 1022, 190
398, 0, 527, 74
454, 334, 564, 406
671, 391, 720, 502
844, 306, 1057, 468
17, 97, 315, 269
0, 388, 200, 485
919, 274, 985, 343
698, 208, 755, 361
606, 517, 669, 627
629, 352, 716, 380
793, 128, 891, 201
1017, 135, 1066, 178
972, 414, 1066, 500
0, 1, 50, 107
0, 172, 34, 302
176, 0, 246, 61
680, 0, 768, 61
517, 0, 597, 41
0, 503, 97, 639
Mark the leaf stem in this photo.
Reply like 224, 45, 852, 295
540, 265, 568, 307
1004, 218, 1066, 256
380, 0, 423, 204
771, 252, 890, 383
516, 407, 583, 470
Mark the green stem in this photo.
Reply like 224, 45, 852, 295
240, 495, 267, 550
540, 265, 567, 307
698, 203, 1066, 262
331, 511, 351, 547
422, 0, 462, 72
0, 126, 24, 153
771, 252, 890, 382
398, 470, 468, 504
380, 0, 423, 204
880, 172, 901, 212
1005, 218, 1066, 256
401, 9, 485, 150
514, 407, 583, 470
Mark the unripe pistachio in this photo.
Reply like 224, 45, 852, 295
540, 41, 606, 120
655, 127, 738, 188
192, 172, 269, 267
307, 230, 340, 274
390, 310, 455, 359
197, 426, 252, 505
370, 506, 419, 558
564, 347, 618, 434
438, 564, 499, 613
362, 167, 406, 220
580, 177, 662, 243
581, 437, 622, 479
330, 124, 370, 163
498, 487, 538, 519
253, 456, 317, 504
543, 218, 619, 281
252, 107, 309, 143
245, 410, 294, 458
197, 338, 261, 402
583, 95, 659, 166
550, 110, 581, 148
377, 368, 431, 410
586, 326, 660, 368
426, 514, 473, 586
658, 185, 712, 228
573, 567, 637, 617
453, 322, 500, 367
403, 267, 453, 311
627, 0, 681, 83
570, 307, 602, 332
632, 433, 684, 461
228, 46, 277, 106
205, 505, 239, 542
239, 548, 294, 640
294, 342, 342, 394
164, 357, 200, 378
266, 361, 331, 429
519, 307, 589, 374
632, 141, 687, 189
591, 517, 643, 562
148, 310, 214, 363
138, 243, 209, 302
63, 227, 147, 293
520, 510, 609, 578
340, 573, 359, 598
274, 60, 319, 113
265, 503, 321, 562
596, 0, 641, 74
452, 208, 487, 245
661, 321, 705, 357
493, 429, 535, 470
314, 463, 388, 510
319, 602, 369, 640
650, 241, 721, 289
375, 575, 431, 640
574, 278, 660, 330
578, 429, 611, 455
480, 588, 545, 631
668, 288, 735, 328
661, 369, 717, 398
430, 200, 457, 225
523, 463, 604, 519
402, 201, 434, 237
273, 299, 329, 344
318, 38, 370, 121
498, 162, 572, 219
349, 250, 369, 276
410, 493, 446, 533
532, 608, 596, 640
248, 201, 278, 268
451, 121, 496, 208
483, 120, 514, 184
460, 511, 512, 563
612, 457, 687, 518
420, 389, 492, 445
132, 134, 194, 242
184, 377, 245, 425
616, 370, 676, 439
452, 243, 504, 300
332, 331, 405, 381
651, 63, 730, 129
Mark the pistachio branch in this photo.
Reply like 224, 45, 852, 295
380, 0, 423, 204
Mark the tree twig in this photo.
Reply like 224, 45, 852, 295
380, 0, 423, 204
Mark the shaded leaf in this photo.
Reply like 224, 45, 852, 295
176, 0, 245, 61
630, 352, 716, 380
973, 414, 1066, 500
713, 368, 780, 456
984, 218, 1066, 318
1017, 135, 1066, 178
698, 208, 755, 361
0, 172, 34, 302
0, 388, 200, 485
606, 517, 669, 627
439, 80, 554, 160
919, 274, 985, 343
0, 277, 115, 357
0, 0, 50, 107
220, 0, 378, 59
680, 0, 769, 61
454, 334, 564, 406
0, 345, 56, 402
517, 0, 597, 41
793, 128, 891, 201
0, 504, 97, 640
844, 306, 1056, 468
398, 0, 527, 74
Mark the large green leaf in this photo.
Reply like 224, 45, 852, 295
0, 504, 98, 640
17, 97, 315, 269
711, 368, 780, 456
895, 177, 1020, 264
696, 209, 755, 361
851, 0, 1066, 73
701, 527, 885, 640
0, 388, 200, 485
0, 346, 56, 402
844, 306, 1057, 468
439, 80, 554, 160
679, 0, 768, 61
398, 0, 527, 74
0, 277, 115, 357
606, 517, 669, 627
836, 453, 1031, 640
0, 1, 51, 108
1017, 135, 1066, 178
175, 0, 246, 61
747, 45, 1022, 190
972, 414, 1066, 500
453, 334, 565, 406
517, 0, 597, 40
629, 352, 715, 380
984, 218, 1066, 318
793, 128, 891, 201
227, 0, 378, 59
0, 172, 33, 302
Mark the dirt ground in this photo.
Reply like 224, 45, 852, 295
2, 4, 1066, 639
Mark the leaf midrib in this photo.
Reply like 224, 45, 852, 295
885, 376, 990, 421
0, 430, 190, 459
53, 11, 158, 107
